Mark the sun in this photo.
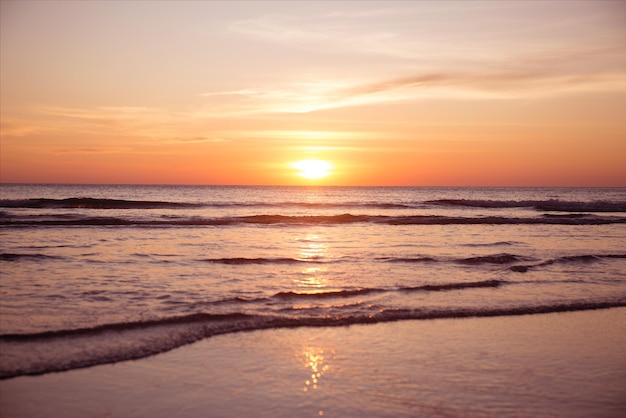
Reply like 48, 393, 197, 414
289, 159, 334, 180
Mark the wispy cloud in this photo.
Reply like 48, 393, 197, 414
340, 68, 626, 100
228, 11, 421, 60
0, 119, 40, 138
201, 64, 626, 115
54, 147, 134, 155
38, 106, 224, 141
170, 136, 229, 144
210, 1, 626, 115
227, 3, 626, 65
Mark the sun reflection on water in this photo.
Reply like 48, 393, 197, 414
301, 346, 331, 392
298, 234, 326, 261
294, 234, 329, 289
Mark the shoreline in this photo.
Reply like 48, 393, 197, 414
2, 307, 625, 417
3, 301, 625, 380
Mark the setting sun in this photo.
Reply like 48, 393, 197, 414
289, 159, 334, 180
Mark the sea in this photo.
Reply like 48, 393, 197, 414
1, 184, 625, 379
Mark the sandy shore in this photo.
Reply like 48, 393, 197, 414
2, 308, 625, 417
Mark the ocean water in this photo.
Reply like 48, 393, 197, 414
1, 184, 625, 379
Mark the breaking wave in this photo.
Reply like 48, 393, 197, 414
201, 257, 323, 265
509, 254, 626, 273
0, 198, 202, 209
1, 301, 624, 379
426, 199, 626, 212
0, 253, 64, 261
2, 213, 625, 227
458, 253, 531, 265
0, 197, 419, 210
4, 251, 622, 274
379, 256, 436, 263
461, 241, 519, 247
3, 197, 625, 213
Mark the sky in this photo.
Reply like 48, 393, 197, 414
1, 0, 625, 186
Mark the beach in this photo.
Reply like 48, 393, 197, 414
2, 308, 624, 418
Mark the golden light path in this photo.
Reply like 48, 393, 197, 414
289, 159, 334, 180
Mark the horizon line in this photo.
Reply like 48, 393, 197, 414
1, 182, 624, 189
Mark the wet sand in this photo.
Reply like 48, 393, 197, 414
2, 308, 625, 418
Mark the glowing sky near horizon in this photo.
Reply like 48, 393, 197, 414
1, 0, 625, 186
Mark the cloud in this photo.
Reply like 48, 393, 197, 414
340, 69, 626, 100
227, 8, 424, 60
54, 147, 134, 155
200, 65, 626, 115
0, 120, 39, 138
200, 89, 260, 98
37, 106, 223, 140
520, 45, 626, 68
171, 136, 229, 144
196, 38, 626, 115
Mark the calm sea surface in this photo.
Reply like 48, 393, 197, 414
1, 184, 625, 378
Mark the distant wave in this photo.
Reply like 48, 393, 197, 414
458, 253, 531, 265
2, 213, 625, 227
426, 199, 535, 209
0, 198, 202, 209
2, 301, 624, 379
0, 253, 63, 261
4, 197, 625, 212
0, 197, 418, 210
378, 256, 436, 263
274, 288, 384, 300
202, 280, 505, 304
195, 280, 507, 307
460, 241, 519, 247
380, 252, 623, 271
4, 250, 622, 274
426, 199, 626, 212
400, 279, 504, 292
509, 254, 626, 273
536, 201, 626, 212
237, 214, 373, 225
201, 257, 324, 265
384, 215, 625, 225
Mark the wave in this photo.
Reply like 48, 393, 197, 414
400, 279, 503, 292
274, 288, 384, 300
379, 254, 527, 265
378, 252, 623, 272
426, 199, 535, 209
0, 198, 421, 210
426, 199, 626, 212
537, 201, 626, 212
237, 214, 373, 225
201, 257, 323, 265
458, 253, 531, 265
461, 241, 519, 247
370, 253, 624, 269
161, 253, 626, 270
4, 197, 625, 213
4, 249, 622, 274
2, 213, 625, 227
244, 280, 505, 303
379, 256, 436, 263
192, 279, 507, 308
509, 254, 626, 273
0, 253, 63, 261
273, 280, 504, 302
2, 301, 624, 379
0, 198, 202, 209
384, 215, 626, 225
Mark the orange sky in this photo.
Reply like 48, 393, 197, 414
1, 1, 625, 186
